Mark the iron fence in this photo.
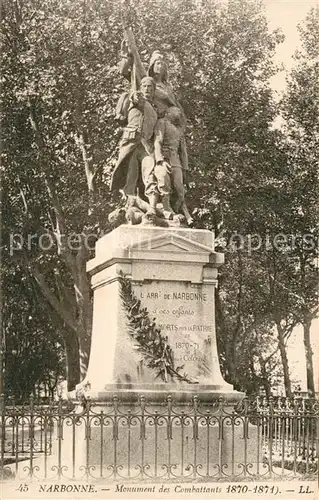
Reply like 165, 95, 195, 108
1, 395, 318, 482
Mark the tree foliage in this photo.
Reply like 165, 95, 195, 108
2, 261, 65, 400
278, 6, 319, 396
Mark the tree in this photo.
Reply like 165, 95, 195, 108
280, 6, 319, 397
1, 0, 121, 389
215, 248, 278, 395
215, 244, 294, 396
2, 260, 65, 401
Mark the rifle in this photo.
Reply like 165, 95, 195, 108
120, 0, 146, 91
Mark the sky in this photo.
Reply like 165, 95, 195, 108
264, 0, 318, 94
287, 324, 319, 393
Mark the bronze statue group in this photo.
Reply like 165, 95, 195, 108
109, 28, 193, 228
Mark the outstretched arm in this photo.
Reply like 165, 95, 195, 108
119, 28, 147, 87
118, 40, 134, 81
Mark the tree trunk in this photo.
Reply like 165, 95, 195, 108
215, 287, 232, 382
64, 331, 81, 391
263, 378, 271, 399
303, 316, 315, 397
230, 250, 244, 389
299, 256, 316, 398
74, 237, 93, 380
214, 251, 244, 390
259, 358, 271, 398
276, 321, 292, 397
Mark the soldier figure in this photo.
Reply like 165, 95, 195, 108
110, 76, 158, 202
111, 27, 193, 225
154, 107, 193, 225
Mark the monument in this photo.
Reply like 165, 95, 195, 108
73, 23, 257, 477
76, 25, 242, 403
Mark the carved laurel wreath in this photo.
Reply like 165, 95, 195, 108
118, 272, 197, 384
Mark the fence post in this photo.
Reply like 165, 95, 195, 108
243, 397, 249, 478
29, 394, 34, 479
112, 395, 118, 479
166, 395, 172, 480
57, 396, 63, 480
268, 396, 274, 478
0, 394, 5, 478
316, 402, 319, 483
292, 398, 298, 476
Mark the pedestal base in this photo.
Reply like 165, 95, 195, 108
79, 383, 244, 403
80, 226, 232, 395
76, 391, 260, 482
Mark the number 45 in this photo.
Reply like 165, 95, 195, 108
17, 484, 29, 492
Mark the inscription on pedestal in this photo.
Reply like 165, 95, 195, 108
133, 281, 215, 381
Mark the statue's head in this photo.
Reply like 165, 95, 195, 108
148, 51, 168, 82
140, 76, 156, 101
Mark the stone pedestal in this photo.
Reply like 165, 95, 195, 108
71, 225, 261, 480
77, 225, 242, 402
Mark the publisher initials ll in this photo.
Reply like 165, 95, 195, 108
299, 485, 313, 494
